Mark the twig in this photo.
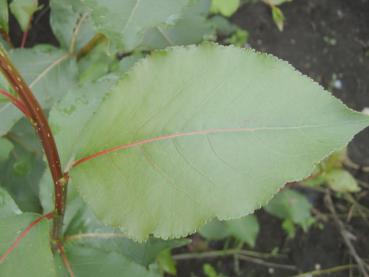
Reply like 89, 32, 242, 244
325, 191, 369, 277
0, 88, 31, 117
173, 249, 284, 260
292, 264, 357, 277
235, 254, 297, 271
0, 212, 54, 263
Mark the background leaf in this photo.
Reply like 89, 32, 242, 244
0, 45, 77, 136
211, 0, 240, 17
0, 0, 9, 32
265, 189, 314, 234
0, 213, 56, 277
139, 0, 215, 50
83, 0, 189, 50
69, 44, 369, 241
9, 0, 38, 32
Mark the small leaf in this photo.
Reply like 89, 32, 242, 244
267, 0, 292, 5
9, 0, 38, 32
265, 189, 314, 231
157, 249, 177, 275
324, 169, 360, 193
271, 5, 285, 31
0, 214, 56, 277
0, 137, 13, 161
0, 187, 21, 218
70, 44, 369, 241
199, 219, 230, 240
226, 215, 259, 247
211, 0, 240, 17
0, 0, 9, 32
200, 215, 259, 247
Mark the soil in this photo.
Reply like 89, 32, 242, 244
5, 0, 369, 276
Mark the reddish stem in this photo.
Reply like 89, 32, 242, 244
0, 212, 54, 264
0, 88, 31, 117
0, 46, 66, 240
20, 18, 32, 48
55, 241, 75, 277
20, 30, 29, 48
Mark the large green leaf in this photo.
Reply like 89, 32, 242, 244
0, 213, 56, 276
0, 45, 77, 136
70, 44, 369, 241
83, 0, 189, 50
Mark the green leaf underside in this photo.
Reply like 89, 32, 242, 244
0, 214, 56, 277
62, 244, 160, 277
70, 43, 369, 241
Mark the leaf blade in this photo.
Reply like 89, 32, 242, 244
70, 44, 369, 241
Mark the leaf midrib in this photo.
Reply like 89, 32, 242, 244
73, 119, 367, 168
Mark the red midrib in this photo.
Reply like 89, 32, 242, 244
72, 127, 258, 168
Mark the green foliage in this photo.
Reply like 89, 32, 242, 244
0, 137, 13, 161
9, 0, 39, 32
265, 189, 315, 237
0, 213, 56, 277
0, 0, 9, 32
83, 0, 189, 50
200, 215, 260, 247
303, 149, 360, 193
0, 46, 78, 136
271, 5, 285, 31
211, 0, 241, 17
203, 263, 227, 277
156, 249, 177, 275
140, 0, 215, 49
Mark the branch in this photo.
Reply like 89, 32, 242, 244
0, 88, 31, 117
0, 212, 54, 263
292, 264, 357, 277
0, 45, 66, 240
325, 191, 369, 277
